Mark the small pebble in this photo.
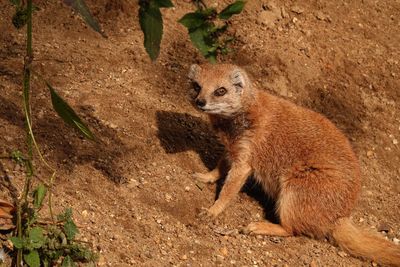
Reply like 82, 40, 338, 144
165, 193, 172, 202
291, 6, 304, 14
393, 237, 400, 245
377, 222, 391, 233
184, 186, 190, 192
220, 247, 228, 256
393, 139, 398, 145
338, 251, 347, 257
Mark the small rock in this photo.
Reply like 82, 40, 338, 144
165, 193, 172, 202
366, 151, 374, 157
81, 210, 88, 217
377, 222, 391, 233
0, 248, 6, 263
184, 186, 190, 192
220, 247, 228, 256
213, 227, 238, 236
338, 251, 347, 257
393, 139, 398, 145
181, 254, 188, 260
127, 179, 139, 189
315, 11, 331, 22
98, 255, 106, 266
393, 237, 400, 245
310, 259, 318, 267
280, 7, 288, 18
257, 10, 281, 27
292, 17, 299, 24
215, 254, 225, 264
291, 6, 304, 14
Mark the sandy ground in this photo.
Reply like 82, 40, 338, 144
1, 0, 399, 266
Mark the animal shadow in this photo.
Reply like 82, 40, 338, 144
156, 110, 278, 223
156, 111, 223, 170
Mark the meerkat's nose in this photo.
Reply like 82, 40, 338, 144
195, 98, 206, 108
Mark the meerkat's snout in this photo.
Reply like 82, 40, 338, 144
195, 98, 206, 108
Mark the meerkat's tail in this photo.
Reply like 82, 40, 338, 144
331, 218, 400, 266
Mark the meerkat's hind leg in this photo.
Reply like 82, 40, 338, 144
243, 221, 292, 237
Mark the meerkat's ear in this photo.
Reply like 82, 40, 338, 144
188, 64, 201, 80
230, 68, 246, 91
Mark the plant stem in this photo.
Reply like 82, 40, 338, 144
17, 0, 33, 265
193, 0, 207, 10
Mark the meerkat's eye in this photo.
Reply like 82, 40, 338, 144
214, 87, 227, 97
192, 82, 201, 93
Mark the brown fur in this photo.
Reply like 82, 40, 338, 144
189, 63, 400, 266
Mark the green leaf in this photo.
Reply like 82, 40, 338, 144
206, 54, 217, 63
154, 0, 173, 8
33, 183, 47, 209
57, 208, 73, 221
24, 250, 40, 267
198, 7, 217, 17
178, 12, 206, 31
12, 7, 28, 29
48, 83, 94, 140
63, 0, 106, 37
139, 3, 163, 61
189, 27, 211, 56
210, 24, 228, 34
218, 0, 245, 20
9, 0, 20, 6
61, 255, 76, 267
10, 237, 24, 249
28, 227, 45, 249
10, 150, 25, 163
64, 219, 79, 240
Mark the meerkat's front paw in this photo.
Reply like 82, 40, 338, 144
197, 207, 216, 222
192, 172, 219, 184
197, 203, 223, 221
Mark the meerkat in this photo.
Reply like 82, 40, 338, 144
188, 63, 400, 266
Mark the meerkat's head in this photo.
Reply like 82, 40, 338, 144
188, 63, 253, 117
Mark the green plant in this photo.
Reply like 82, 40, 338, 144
65, 0, 246, 62
136, 0, 246, 62
8, 0, 96, 266
5, 0, 246, 265
178, 0, 245, 62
